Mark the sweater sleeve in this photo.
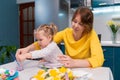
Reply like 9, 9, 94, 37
33, 41, 41, 50
53, 28, 69, 44
30, 42, 55, 58
87, 30, 104, 68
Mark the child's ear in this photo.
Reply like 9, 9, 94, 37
48, 35, 52, 40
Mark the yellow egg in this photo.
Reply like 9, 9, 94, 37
68, 71, 73, 77
59, 66, 67, 73
33, 74, 40, 79
37, 69, 45, 76
49, 69, 59, 77
33, 75, 45, 80
38, 77, 44, 80
53, 76, 61, 80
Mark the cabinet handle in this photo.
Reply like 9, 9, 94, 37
103, 49, 106, 52
104, 59, 106, 61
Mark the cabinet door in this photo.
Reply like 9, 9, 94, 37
58, 44, 65, 54
92, 0, 113, 8
102, 46, 114, 72
114, 47, 120, 80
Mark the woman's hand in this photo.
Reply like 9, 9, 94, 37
58, 55, 91, 68
58, 55, 75, 68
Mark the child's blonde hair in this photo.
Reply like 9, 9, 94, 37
34, 23, 58, 40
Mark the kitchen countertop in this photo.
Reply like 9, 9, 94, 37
101, 41, 120, 47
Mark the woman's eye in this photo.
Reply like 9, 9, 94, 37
73, 20, 77, 23
79, 23, 83, 26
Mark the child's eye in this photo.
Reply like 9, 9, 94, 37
38, 39, 42, 41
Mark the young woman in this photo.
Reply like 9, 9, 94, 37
16, 7, 104, 68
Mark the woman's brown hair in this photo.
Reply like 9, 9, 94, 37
72, 7, 93, 33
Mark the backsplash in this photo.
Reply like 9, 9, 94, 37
93, 6, 120, 41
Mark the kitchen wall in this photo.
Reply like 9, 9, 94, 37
35, 0, 69, 31
0, 0, 19, 47
35, 0, 59, 29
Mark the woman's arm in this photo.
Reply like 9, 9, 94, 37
58, 55, 91, 68
53, 28, 68, 44
87, 30, 104, 68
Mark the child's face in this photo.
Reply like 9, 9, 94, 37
36, 30, 52, 49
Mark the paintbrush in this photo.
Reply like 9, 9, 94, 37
10, 53, 23, 71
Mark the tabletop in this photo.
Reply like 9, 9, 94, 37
0, 60, 114, 80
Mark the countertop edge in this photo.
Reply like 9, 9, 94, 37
101, 41, 120, 47
60, 41, 120, 47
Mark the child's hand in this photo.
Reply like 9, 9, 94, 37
15, 48, 29, 61
19, 53, 32, 62
18, 54, 27, 62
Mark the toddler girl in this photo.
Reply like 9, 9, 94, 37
17, 23, 63, 64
